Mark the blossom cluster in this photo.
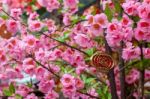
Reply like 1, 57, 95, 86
0, 0, 149, 99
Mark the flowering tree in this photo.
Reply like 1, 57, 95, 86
0, 0, 150, 99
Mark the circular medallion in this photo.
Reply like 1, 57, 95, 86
90, 52, 114, 73
0, 24, 12, 39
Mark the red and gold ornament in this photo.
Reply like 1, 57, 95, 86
90, 52, 114, 73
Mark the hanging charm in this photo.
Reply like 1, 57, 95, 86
0, 24, 12, 39
90, 52, 114, 73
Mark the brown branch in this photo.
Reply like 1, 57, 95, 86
103, 32, 118, 99
118, 40, 126, 99
138, 42, 145, 99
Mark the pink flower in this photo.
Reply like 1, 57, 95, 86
16, 85, 32, 97
137, 3, 150, 19
121, 15, 133, 26
44, 19, 56, 32
6, 19, 20, 34
107, 22, 121, 34
143, 48, 150, 59
63, 13, 71, 26
24, 35, 37, 48
5, 68, 19, 79
38, 79, 55, 93
37, 0, 60, 12
76, 66, 86, 75
0, 49, 7, 64
29, 12, 39, 20
25, 93, 38, 99
122, 1, 139, 16
125, 69, 139, 84
63, 0, 78, 9
122, 45, 140, 61
44, 90, 59, 99
85, 15, 94, 25
60, 74, 75, 87
23, 58, 36, 75
74, 78, 84, 89
10, 8, 22, 20
90, 23, 103, 37
122, 27, 133, 42
145, 70, 150, 80
62, 84, 76, 98
35, 67, 46, 80
134, 28, 147, 41
23, 58, 35, 66
94, 13, 108, 28
28, 20, 44, 32
87, 88, 98, 98
106, 32, 123, 47
74, 34, 92, 48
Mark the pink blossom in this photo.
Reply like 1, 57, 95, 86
143, 48, 150, 59
74, 78, 84, 89
44, 19, 56, 32
122, 27, 133, 42
25, 93, 38, 99
106, 32, 123, 47
22, 58, 35, 75
16, 85, 32, 97
145, 70, 150, 80
122, 45, 140, 61
87, 88, 98, 98
37, 0, 60, 12
6, 19, 20, 34
0, 49, 6, 64
44, 90, 59, 99
134, 28, 147, 41
38, 79, 55, 93
74, 34, 92, 48
62, 84, 76, 98
29, 12, 39, 20
137, 3, 150, 19
90, 23, 103, 37
94, 13, 108, 28
28, 20, 44, 32
24, 35, 37, 48
85, 15, 94, 25
63, 0, 78, 8
125, 69, 139, 84
60, 74, 75, 87
5, 68, 19, 79
122, 1, 139, 16
63, 13, 71, 26
10, 8, 22, 20
121, 15, 133, 26
76, 66, 86, 75
35, 67, 46, 80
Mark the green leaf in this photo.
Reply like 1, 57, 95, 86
56, 31, 70, 42
107, 93, 112, 99
3, 89, 12, 96
114, 1, 121, 13
104, 4, 113, 22
9, 83, 15, 94
85, 78, 95, 84
15, 94, 23, 99
85, 48, 95, 56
